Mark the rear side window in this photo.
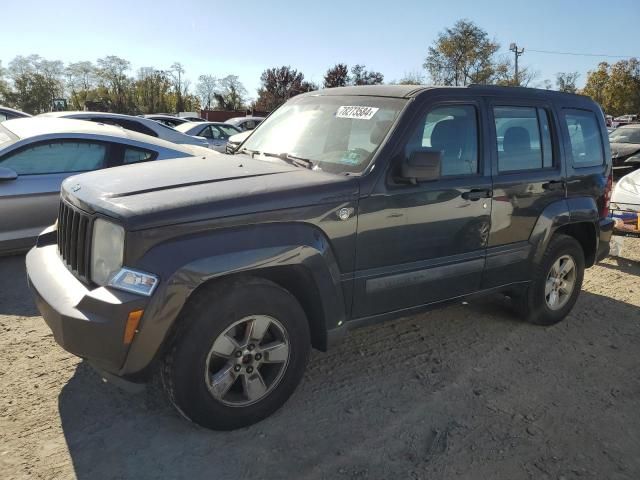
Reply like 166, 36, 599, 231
563, 110, 604, 167
91, 118, 158, 137
494, 106, 553, 172
0, 141, 107, 174
123, 147, 156, 164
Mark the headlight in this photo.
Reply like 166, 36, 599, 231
109, 268, 159, 296
91, 218, 124, 285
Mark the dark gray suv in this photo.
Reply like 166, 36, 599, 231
26, 85, 613, 430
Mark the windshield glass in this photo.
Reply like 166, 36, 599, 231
610, 127, 640, 144
241, 95, 406, 174
217, 124, 241, 136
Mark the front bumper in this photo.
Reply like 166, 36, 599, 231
26, 243, 149, 374
597, 217, 614, 262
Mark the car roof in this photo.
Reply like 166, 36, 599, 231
0, 105, 31, 117
175, 121, 235, 132
303, 84, 593, 101
616, 124, 640, 129
226, 116, 264, 123
1, 117, 193, 152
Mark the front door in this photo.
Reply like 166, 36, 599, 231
0, 140, 109, 252
352, 99, 492, 318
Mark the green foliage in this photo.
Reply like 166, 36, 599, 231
582, 59, 640, 116
556, 72, 580, 93
423, 19, 505, 86
255, 66, 312, 111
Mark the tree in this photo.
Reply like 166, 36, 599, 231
423, 19, 501, 86
323, 63, 350, 88
5, 55, 64, 113
351, 64, 384, 85
600, 59, 640, 116
168, 62, 187, 112
556, 72, 580, 93
396, 71, 425, 85
65, 61, 97, 110
582, 62, 610, 107
214, 75, 247, 110
255, 66, 307, 111
196, 74, 217, 109
134, 68, 172, 114
96, 55, 133, 112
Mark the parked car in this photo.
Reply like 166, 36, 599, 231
26, 85, 613, 430
612, 114, 639, 128
41, 112, 209, 148
0, 117, 203, 255
225, 130, 251, 154
142, 114, 189, 128
609, 124, 640, 174
225, 116, 264, 131
0, 106, 31, 122
175, 121, 241, 152
610, 169, 640, 236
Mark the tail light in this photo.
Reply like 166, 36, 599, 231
601, 173, 613, 218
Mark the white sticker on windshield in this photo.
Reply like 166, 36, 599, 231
336, 106, 379, 120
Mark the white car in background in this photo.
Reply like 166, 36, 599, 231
225, 130, 251, 154
41, 111, 209, 148
0, 117, 210, 254
175, 121, 242, 152
225, 116, 264, 131
610, 169, 640, 238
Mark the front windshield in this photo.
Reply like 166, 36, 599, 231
241, 95, 406, 174
609, 127, 640, 144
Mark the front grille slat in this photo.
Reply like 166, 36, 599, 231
57, 199, 92, 283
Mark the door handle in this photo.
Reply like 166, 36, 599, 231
543, 180, 566, 191
461, 189, 493, 201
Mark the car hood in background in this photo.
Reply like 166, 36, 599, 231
610, 142, 640, 159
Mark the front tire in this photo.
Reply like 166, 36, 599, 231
162, 277, 310, 430
515, 234, 585, 326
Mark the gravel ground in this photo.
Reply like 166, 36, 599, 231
1, 238, 639, 480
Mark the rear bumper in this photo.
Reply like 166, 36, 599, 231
26, 243, 149, 374
596, 217, 614, 262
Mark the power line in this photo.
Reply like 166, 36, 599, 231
526, 49, 635, 59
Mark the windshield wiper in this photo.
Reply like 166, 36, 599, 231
257, 152, 315, 169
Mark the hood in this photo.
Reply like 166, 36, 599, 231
62, 154, 359, 230
610, 142, 640, 158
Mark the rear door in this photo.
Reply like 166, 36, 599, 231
483, 98, 565, 288
0, 140, 109, 252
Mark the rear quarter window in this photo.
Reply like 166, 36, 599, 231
562, 110, 604, 168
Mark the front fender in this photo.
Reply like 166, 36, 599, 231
119, 223, 346, 376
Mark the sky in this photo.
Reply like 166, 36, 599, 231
2, 0, 638, 101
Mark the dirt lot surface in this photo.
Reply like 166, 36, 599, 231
1, 239, 639, 480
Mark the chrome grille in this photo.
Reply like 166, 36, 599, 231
57, 200, 92, 282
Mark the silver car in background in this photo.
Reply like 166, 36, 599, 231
41, 111, 209, 148
0, 106, 31, 122
174, 121, 241, 152
225, 116, 264, 131
0, 117, 202, 254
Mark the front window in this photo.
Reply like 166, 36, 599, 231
609, 127, 640, 144
241, 95, 406, 174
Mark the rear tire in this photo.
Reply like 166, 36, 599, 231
161, 277, 310, 430
514, 234, 585, 326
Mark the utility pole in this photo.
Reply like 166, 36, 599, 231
509, 43, 525, 85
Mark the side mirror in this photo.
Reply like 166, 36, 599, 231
401, 149, 441, 183
0, 167, 18, 181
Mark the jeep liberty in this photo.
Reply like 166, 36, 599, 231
26, 85, 614, 430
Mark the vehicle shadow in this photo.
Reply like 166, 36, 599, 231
57, 290, 640, 480
0, 254, 39, 317
599, 255, 640, 276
